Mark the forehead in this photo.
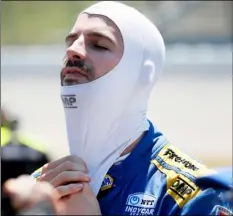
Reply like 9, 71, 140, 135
71, 13, 123, 43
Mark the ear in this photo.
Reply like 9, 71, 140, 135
138, 59, 157, 90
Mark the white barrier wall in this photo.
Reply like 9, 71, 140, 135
1, 45, 232, 167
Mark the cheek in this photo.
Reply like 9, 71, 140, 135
91, 52, 121, 78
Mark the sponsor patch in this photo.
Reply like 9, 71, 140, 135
61, 95, 77, 108
163, 147, 199, 171
213, 205, 233, 215
158, 144, 214, 177
151, 144, 215, 208
170, 176, 196, 200
100, 174, 113, 191
125, 193, 157, 215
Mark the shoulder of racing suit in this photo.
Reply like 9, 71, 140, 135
151, 143, 215, 208
151, 143, 233, 215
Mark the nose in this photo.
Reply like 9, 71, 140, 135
66, 35, 86, 61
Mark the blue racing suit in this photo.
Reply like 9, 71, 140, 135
32, 121, 233, 215
196, 167, 232, 191
195, 168, 233, 215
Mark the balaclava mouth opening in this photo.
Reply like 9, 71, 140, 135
61, 1, 165, 195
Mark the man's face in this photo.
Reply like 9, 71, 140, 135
61, 13, 124, 86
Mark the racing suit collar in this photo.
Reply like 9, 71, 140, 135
109, 120, 166, 180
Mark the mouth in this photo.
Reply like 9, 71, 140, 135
62, 67, 89, 86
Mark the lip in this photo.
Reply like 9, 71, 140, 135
63, 67, 88, 77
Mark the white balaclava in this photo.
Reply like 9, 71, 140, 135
61, 1, 165, 195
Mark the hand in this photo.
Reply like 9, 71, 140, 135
3, 175, 64, 215
61, 183, 102, 215
37, 155, 101, 215
38, 155, 91, 198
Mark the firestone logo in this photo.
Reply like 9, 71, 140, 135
163, 148, 199, 171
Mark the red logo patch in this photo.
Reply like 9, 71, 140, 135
215, 205, 233, 216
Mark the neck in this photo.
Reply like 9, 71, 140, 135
120, 132, 145, 156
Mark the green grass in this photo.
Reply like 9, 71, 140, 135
1, 1, 95, 45
1, 1, 148, 45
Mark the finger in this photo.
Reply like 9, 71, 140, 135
3, 179, 27, 210
4, 176, 35, 198
55, 183, 84, 199
40, 161, 88, 182
4, 179, 17, 195
4, 177, 54, 210
41, 155, 87, 174
50, 171, 90, 188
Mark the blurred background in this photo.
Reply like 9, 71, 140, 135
1, 1, 232, 167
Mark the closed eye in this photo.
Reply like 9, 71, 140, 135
92, 44, 109, 51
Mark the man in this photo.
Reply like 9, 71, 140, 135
1, 107, 50, 215
1, 107, 50, 167
30, 1, 232, 215
1, 107, 49, 182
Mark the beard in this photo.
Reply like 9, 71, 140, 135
60, 59, 93, 86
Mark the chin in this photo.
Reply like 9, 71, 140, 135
62, 79, 89, 86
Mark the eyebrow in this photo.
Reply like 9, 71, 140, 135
65, 32, 78, 44
65, 31, 115, 46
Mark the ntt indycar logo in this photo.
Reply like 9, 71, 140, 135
125, 193, 157, 215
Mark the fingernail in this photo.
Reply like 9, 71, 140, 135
43, 163, 49, 169
40, 173, 46, 179
85, 175, 91, 181
77, 183, 84, 189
